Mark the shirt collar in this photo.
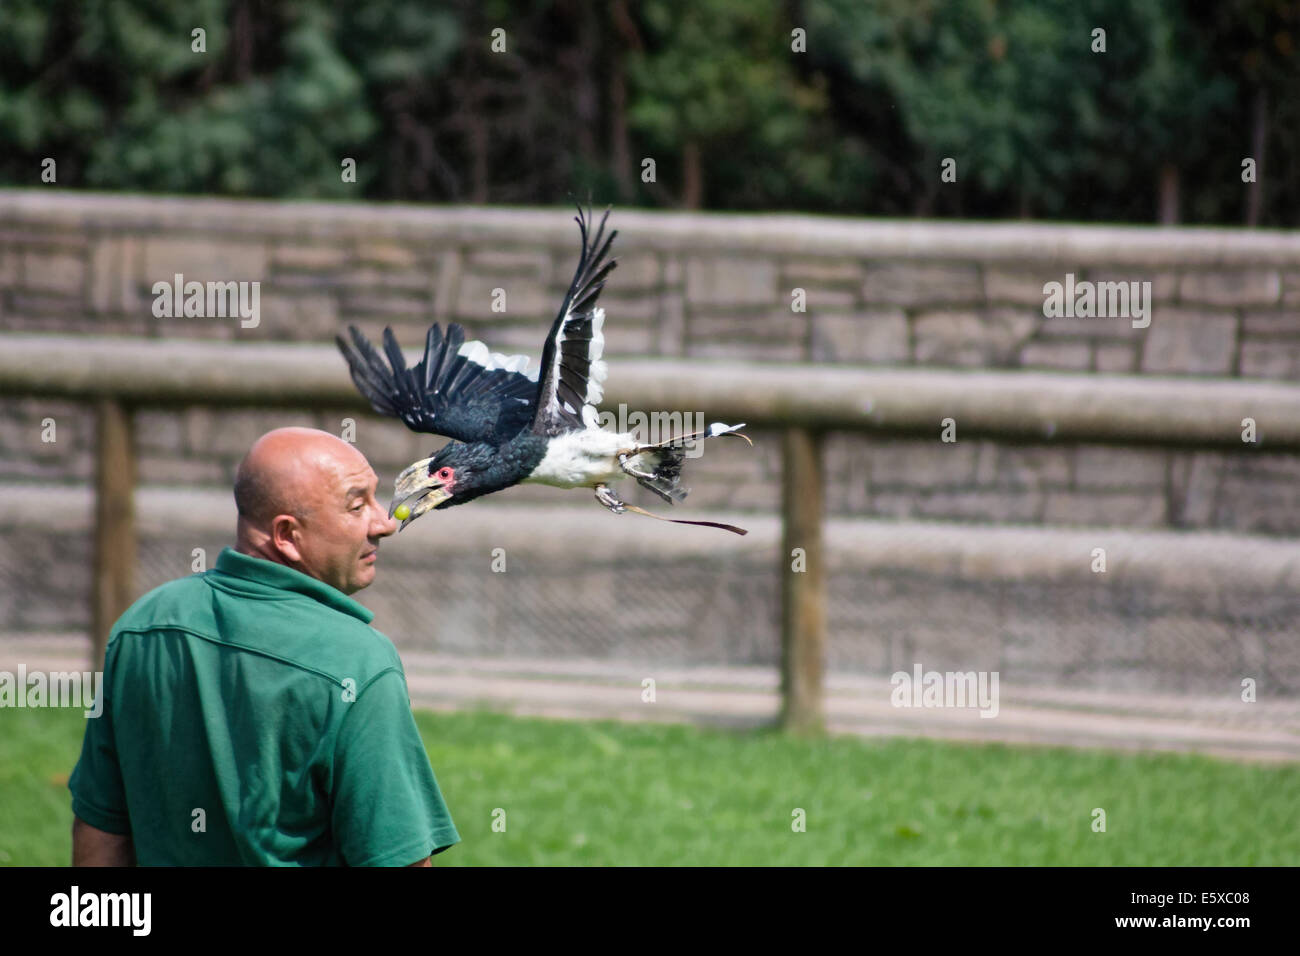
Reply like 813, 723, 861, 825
212, 548, 376, 624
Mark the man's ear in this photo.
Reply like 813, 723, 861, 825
271, 514, 305, 563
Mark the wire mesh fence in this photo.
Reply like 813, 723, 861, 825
2, 510, 1297, 730
76, 527, 1294, 701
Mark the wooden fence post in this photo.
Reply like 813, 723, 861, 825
92, 399, 135, 673
779, 427, 825, 735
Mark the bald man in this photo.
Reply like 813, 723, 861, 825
68, 428, 460, 866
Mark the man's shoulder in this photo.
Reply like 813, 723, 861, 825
110, 572, 405, 685
325, 618, 406, 680
114, 573, 212, 633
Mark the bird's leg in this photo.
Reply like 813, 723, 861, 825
617, 451, 657, 480
594, 483, 627, 514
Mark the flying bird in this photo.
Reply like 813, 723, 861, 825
335, 206, 752, 535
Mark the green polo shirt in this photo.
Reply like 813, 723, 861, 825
68, 547, 459, 866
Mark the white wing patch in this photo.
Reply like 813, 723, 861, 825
457, 339, 541, 383
546, 306, 609, 430
587, 309, 608, 403
581, 309, 608, 427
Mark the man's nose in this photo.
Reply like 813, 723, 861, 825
374, 506, 398, 536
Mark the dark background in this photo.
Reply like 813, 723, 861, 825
2, 0, 1297, 224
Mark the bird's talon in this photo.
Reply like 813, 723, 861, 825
595, 484, 627, 514
618, 453, 656, 480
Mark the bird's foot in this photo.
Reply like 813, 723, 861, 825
594, 483, 626, 514
617, 452, 656, 480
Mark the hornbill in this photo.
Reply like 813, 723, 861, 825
335, 206, 752, 535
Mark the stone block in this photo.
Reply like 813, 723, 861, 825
983, 267, 1063, 306
22, 251, 84, 295
1019, 340, 1091, 370
136, 455, 229, 485
800, 288, 858, 309
429, 249, 462, 320
1179, 269, 1280, 307
455, 272, 550, 320
1073, 445, 1168, 490
142, 238, 267, 284
356, 241, 419, 269
781, 257, 862, 285
685, 256, 777, 307
1042, 491, 1167, 528
976, 444, 1071, 489
469, 248, 551, 277
863, 262, 981, 307
658, 283, 685, 357
1241, 311, 1300, 336
868, 438, 980, 488
598, 295, 658, 323
811, 310, 908, 363
913, 489, 1044, 523
608, 253, 661, 290
1240, 341, 1300, 380
684, 340, 804, 361
1282, 270, 1300, 307
913, 308, 1036, 366
1140, 310, 1236, 374
134, 410, 184, 453
338, 290, 428, 321
1087, 269, 1177, 301
688, 309, 808, 347
272, 244, 347, 270
1093, 343, 1136, 373
1167, 451, 1222, 527
89, 237, 143, 313
261, 293, 340, 340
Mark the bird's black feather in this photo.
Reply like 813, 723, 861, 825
335, 323, 537, 445
532, 204, 617, 437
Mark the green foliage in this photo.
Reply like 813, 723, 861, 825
0, 0, 1294, 223
4, 705, 1297, 866
807, 0, 1238, 219
0, 0, 454, 196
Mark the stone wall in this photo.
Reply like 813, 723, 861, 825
4, 488, 1296, 697
2, 191, 1300, 532
2, 192, 1300, 700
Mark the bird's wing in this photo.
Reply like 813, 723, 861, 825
531, 205, 617, 437
336, 323, 539, 444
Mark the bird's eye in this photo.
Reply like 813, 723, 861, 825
437, 467, 453, 481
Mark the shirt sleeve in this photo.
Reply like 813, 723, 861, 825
67, 639, 131, 835
331, 668, 460, 866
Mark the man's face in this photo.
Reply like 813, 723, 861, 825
291, 457, 397, 595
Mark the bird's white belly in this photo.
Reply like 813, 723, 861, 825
523, 429, 637, 488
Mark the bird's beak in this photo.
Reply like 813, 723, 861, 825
390, 458, 452, 530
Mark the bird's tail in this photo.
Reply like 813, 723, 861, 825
628, 422, 751, 505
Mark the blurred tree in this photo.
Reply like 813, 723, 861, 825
803, 0, 1236, 222
0, 0, 453, 197
0, 0, 1294, 224
623, 0, 829, 209
1188, 0, 1300, 226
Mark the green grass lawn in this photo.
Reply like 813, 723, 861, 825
3, 705, 1296, 865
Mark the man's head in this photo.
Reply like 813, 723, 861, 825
234, 427, 397, 594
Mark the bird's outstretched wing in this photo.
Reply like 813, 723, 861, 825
531, 205, 617, 437
336, 323, 538, 444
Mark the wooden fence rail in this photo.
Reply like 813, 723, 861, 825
5, 333, 1300, 733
